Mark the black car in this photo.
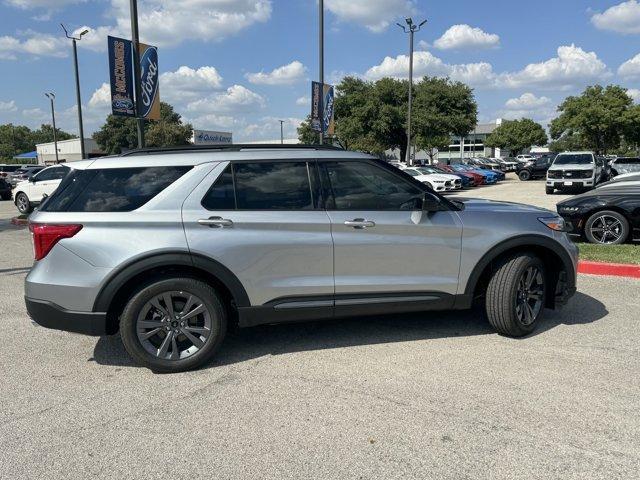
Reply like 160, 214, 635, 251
557, 185, 640, 244
0, 178, 11, 200
516, 154, 556, 181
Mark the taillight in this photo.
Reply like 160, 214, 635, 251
29, 223, 83, 261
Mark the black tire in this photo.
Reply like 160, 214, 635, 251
518, 170, 531, 181
120, 277, 227, 373
485, 253, 546, 337
583, 210, 629, 245
15, 192, 32, 214
545, 186, 554, 195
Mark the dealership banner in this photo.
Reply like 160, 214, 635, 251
107, 36, 135, 117
138, 42, 160, 121
311, 81, 334, 135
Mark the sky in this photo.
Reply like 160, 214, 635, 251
2, 0, 640, 142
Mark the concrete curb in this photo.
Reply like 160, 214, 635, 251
10, 217, 28, 226
578, 260, 640, 279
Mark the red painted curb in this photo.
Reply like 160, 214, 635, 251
10, 217, 28, 226
578, 260, 640, 279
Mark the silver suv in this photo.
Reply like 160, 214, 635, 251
25, 145, 578, 372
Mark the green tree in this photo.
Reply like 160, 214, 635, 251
412, 77, 477, 161
30, 124, 75, 146
93, 102, 193, 154
0, 123, 75, 161
550, 85, 632, 154
485, 119, 548, 155
620, 103, 640, 154
297, 115, 321, 145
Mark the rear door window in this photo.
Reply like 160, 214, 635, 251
201, 161, 315, 210
40, 166, 190, 212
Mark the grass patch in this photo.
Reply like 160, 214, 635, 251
578, 243, 640, 265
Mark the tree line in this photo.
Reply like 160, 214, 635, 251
300, 78, 640, 158
0, 124, 75, 162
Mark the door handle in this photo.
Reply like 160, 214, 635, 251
344, 218, 376, 229
198, 217, 233, 228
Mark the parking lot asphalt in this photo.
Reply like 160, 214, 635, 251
0, 195, 639, 480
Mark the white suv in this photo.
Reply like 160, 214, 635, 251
14, 164, 69, 214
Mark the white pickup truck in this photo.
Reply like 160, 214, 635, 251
545, 152, 605, 194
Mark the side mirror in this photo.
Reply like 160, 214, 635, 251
422, 194, 447, 212
29, 176, 36, 183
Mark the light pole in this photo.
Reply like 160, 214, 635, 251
130, 0, 145, 148
61, 24, 88, 159
318, 0, 324, 145
397, 17, 427, 166
44, 93, 59, 164
279, 120, 284, 144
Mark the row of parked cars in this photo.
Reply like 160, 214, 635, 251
389, 158, 507, 192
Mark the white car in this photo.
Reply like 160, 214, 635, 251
516, 154, 536, 163
414, 167, 463, 190
402, 167, 453, 192
14, 164, 70, 214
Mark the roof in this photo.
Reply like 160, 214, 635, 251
14, 151, 37, 159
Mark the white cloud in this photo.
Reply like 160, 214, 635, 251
618, 53, 640, 79
364, 50, 497, 87
88, 83, 111, 108
0, 33, 67, 60
433, 24, 500, 50
160, 66, 224, 103
240, 116, 303, 141
325, 0, 416, 33
76, 0, 272, 51
246, 61, 307, 85
186, 85, 265, 115
591, 1, 640, 34
0, 100, 18, 112
296, 96, 310, 106
4, 0, 83, 7
499, 45, 610, 89
500, 93, 555, 121
627, 88, 640, 102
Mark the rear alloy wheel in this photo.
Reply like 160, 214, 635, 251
485, 253, 546, 337
518, 170, 531, 181
584, 210, 629, 245
15, 192, 32, 214
120, 277, 227, 373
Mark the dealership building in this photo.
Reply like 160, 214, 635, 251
35, 138, 104, 165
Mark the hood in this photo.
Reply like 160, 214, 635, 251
458, 197, 554, 214
548, 164, 594, 171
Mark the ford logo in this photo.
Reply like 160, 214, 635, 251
139, 46, 159, 118
112, 98, 134, 110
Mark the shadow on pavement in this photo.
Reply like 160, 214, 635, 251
91, 291, 607, 370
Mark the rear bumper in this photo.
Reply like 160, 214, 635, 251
25, 297, 107, 336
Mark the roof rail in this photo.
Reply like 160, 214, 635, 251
120, 143, 344, 156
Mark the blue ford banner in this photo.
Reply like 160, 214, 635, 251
322, 84, 335, 135
138, 42, 160, 120
107, 36, 135, 117
311, 81, 322, 132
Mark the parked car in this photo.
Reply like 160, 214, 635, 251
24, 144, 578, 372
437, 164, 483, 186
516, 154, 536, 163
8, 166, 44, 187
425, 165, 475, 187
609, 157, 640, 177
493, 158, 518, 172
546, 152, 604, 194
597, 172, 640, 189
557, 184, 640, 244
0, 164, 22, 178
451, 164, 498, 184
0, 178, 11, 200
464, 159, 505, 180
516, 154, 556, 181
414, 166, 463, 189
402, 167, 453, 192
13, 164, 70, 214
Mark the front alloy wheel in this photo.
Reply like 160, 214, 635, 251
515, 266, 544, 326
584, 211, 629, 245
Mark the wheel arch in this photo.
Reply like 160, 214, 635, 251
464, 235, 576, 309
93, 252, 250, 334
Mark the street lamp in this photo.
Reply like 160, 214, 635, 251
397, 17, 427, 166
279, 120, 285, 144
130, 0, 145, 149
318, 0, 324, 145
61, 24, 88, 159
44, 92, 59, 164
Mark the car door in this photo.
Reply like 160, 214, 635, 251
182, 160, 334, 310
320, 160, 463, 312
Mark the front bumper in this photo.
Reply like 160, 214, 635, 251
26, 297, 107, 336
547, 180, 594, 189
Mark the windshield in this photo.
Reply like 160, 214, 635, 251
404, 169, 419, 177
418, 167, 438, 174
553, 154, 594, 165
